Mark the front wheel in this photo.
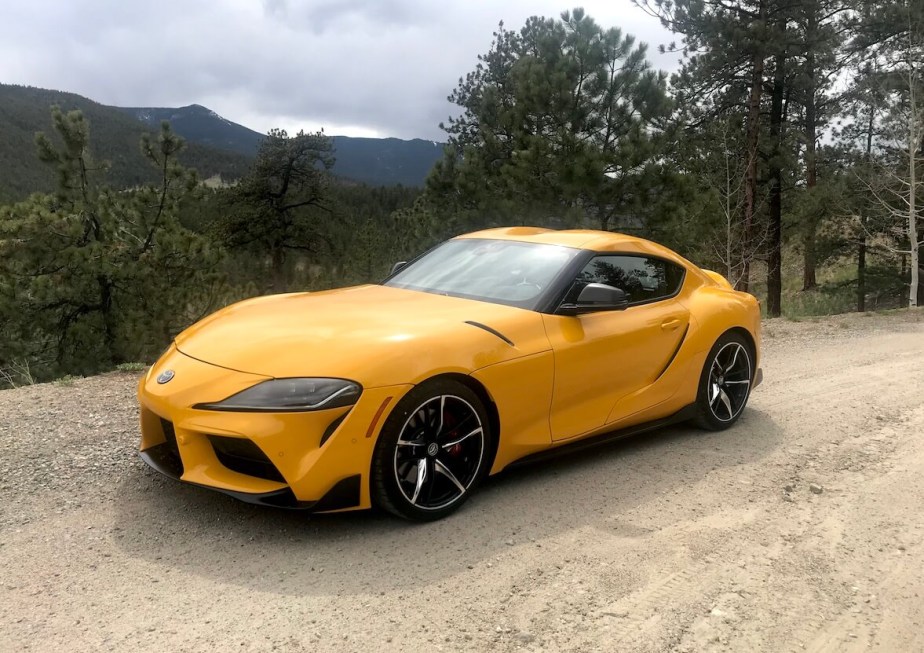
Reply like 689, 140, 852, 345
371, 379, 493, 521
694, 332, 754, 431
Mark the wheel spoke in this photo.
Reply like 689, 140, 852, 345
410, 458, 427, 505
435, 395, 446, 436
708, 382, 720, 405
723, 379, 750, 386
435, 459, 466, 494
718, 388, 733, 418
441, 427, 483, 449
724, 345, 741, 374
397, 438, 424, 447
425, 458, 437, 504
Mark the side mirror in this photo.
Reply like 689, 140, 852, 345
558, 283, 629, 315
390, 261, 407, 275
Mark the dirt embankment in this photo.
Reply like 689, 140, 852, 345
2, 309, 923, 652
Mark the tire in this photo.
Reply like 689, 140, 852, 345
371, 378, 493, 521
693, 331, 755, 431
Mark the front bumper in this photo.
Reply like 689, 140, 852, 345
138, 345, 411, 512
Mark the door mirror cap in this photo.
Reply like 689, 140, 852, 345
558, 283, 629, 315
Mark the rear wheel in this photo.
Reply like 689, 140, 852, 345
371, 379, 492, 521
694, 332, 754, 431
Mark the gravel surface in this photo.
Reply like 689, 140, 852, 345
2, 309, 924, 652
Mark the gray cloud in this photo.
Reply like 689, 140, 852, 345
1, 0, 679, 140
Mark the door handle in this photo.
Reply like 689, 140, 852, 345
661, 319, 682, 331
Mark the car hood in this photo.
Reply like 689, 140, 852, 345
173, 284, 551, 386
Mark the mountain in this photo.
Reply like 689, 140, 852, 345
0, 85, 445, 203
118, 104, 263, 157
0, 84, 252, 203
327, 136, 444, 188
118, 104, 445, 187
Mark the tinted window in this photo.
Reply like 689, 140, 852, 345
567, 255, 685, 305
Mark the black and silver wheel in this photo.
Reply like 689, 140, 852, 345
694, 332, 754, 430
371, 379, 492, 521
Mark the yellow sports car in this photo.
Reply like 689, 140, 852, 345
138, 227, 762, 520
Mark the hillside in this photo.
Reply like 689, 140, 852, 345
328, 136, 444, 188
0, 85, 252, 203
118, 104, 263, 156
119, 104, 445, 187
0, 85, 446, 202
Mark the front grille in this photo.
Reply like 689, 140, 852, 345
158, 418, 184, 477
207, 435, 285, 483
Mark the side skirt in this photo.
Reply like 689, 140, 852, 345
506, 404, 698, 469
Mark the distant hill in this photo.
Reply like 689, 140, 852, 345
0, 85, 445, 203
119, 104, 445, 187
327, 136, 444, 188
118, 104, 263, 157
0, 84, 252, 203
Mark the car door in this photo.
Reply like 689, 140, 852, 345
542, 254, 689, 441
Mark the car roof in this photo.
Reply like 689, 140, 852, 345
455, 227, 689, 263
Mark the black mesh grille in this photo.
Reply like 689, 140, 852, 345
208, 435, 285, 483
158, 418, 184, 476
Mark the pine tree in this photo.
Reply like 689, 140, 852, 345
217, 129, 335, 292
850, 0, 924, 307
431, 8, 673, 234
0, 108, 221, 380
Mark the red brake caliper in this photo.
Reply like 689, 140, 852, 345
443, 409, 463, 456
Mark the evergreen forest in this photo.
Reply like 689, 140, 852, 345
1, 1, 921, 385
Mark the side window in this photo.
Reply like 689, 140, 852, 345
568, 255, 685, 305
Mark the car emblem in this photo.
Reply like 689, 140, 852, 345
157, 369, 175, 384
427, 443, 439, 456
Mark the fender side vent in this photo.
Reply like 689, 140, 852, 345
319, 412, 348, 448
655, 324, 689, 381
464, 320, 515, 347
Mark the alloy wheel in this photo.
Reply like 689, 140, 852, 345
707, 342, 752, 422
393, 394, 485, 511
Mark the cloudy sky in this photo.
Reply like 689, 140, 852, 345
1, 0, 680, 140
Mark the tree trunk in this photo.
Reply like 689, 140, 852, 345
767, 49, 786, 317
918, 241, 924, 306
98, 275, 117, 366
802, 239, 817, 291
739, 0, 767, 293
859, 97, 875, 313
802, 11, 819, 291
271, 247, 286, 293
857, 235, 866, 312
908, 80, 919, 308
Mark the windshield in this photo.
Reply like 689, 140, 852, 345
384, 238, 581, 309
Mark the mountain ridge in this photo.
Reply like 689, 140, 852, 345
117, 104, 445, 187
0, 84, 445, 201
0, 84, 252, 202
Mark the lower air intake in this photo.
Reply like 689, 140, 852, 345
207, 435, 286, 483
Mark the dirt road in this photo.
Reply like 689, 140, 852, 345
2, 310, 923, 652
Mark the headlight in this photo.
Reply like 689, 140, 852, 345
193, 378, 362, 412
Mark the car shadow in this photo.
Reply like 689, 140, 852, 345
111, 408, 782, 596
